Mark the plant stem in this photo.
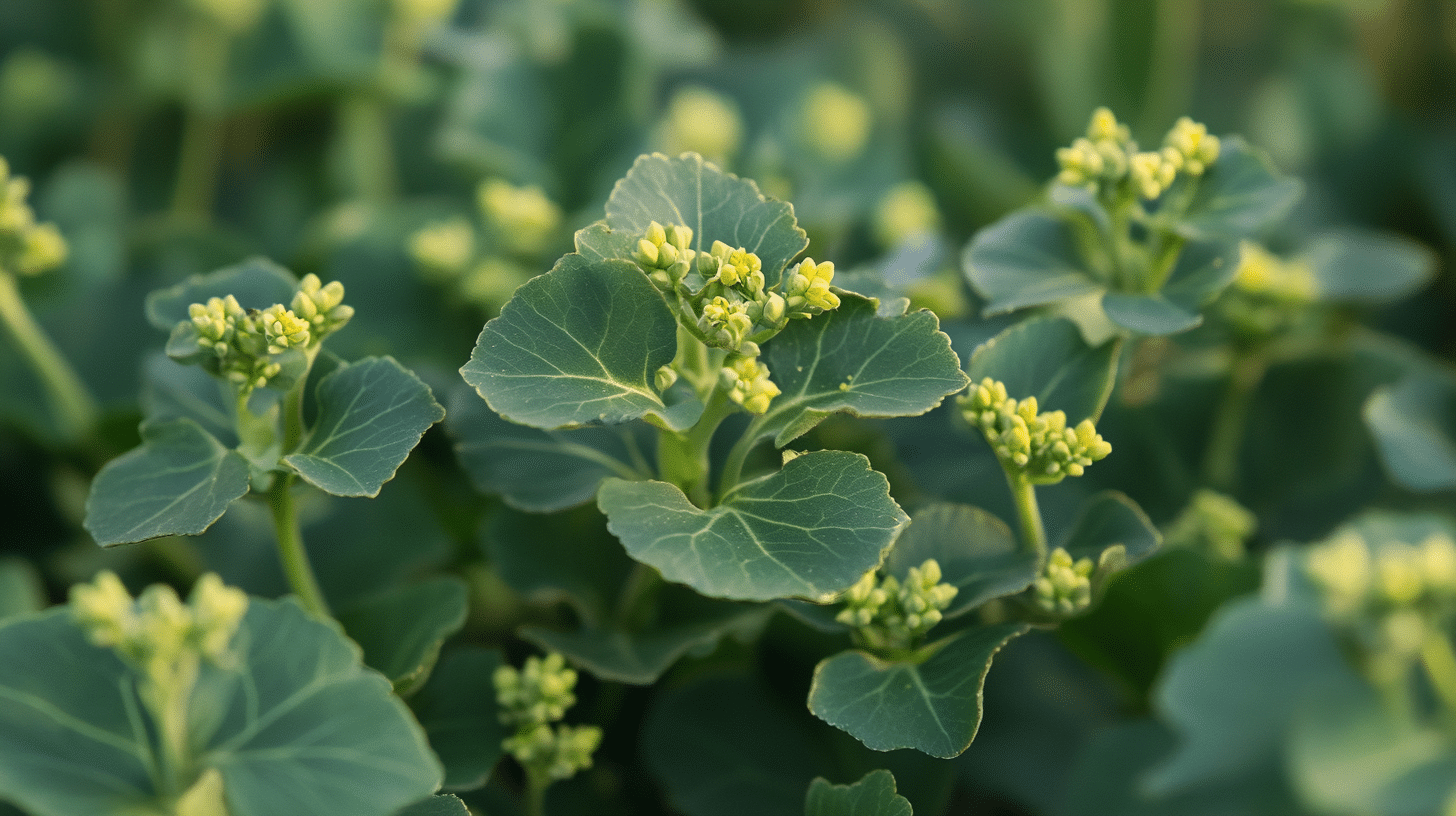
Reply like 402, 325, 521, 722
1421, 632, 1456, 725
1201, 349, 1268, 492
268, 474, 330, 618
657, 392, 732, 507
170, 23, 230, 224
524, 768, 550, 816
716, 414, 767, 502
0, 269, 99, 442
1006, 470, 1048, 564
615, 562, 663, 631
335, 91, 397, 203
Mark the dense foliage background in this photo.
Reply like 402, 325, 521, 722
2, 0, 1454, 814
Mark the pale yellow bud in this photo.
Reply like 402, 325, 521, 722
801, 83, 872, 163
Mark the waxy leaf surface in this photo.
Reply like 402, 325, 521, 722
144, 257, 301, 331
884, 503, 1038, 619
1059, 491, 1161, 571
461, 254, 684, 429
756, 294, 969, 447
965, 316, 1118, 423
1363, 371, 1456, 492
409, 647, 507, 791
283, 356, 444, 497
599, 451, 907, 601
963, 210, 1098, 315
808, 623, 1028, 758
337, 577, 469, 693
0, 598, 441, 816
605, 152, 809, 282
804, 769, 914, 816
393, 795, 472, 816
1176, 139, 1302, 240
84, 417, 250, 546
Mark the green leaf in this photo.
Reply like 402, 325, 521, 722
1059, 492, 1161, 573
1176, 139, 1302, 240
447, 385, 651, 513
599, 451, 908, 601
1306, 229, 1436, 304
392, 795, 472, 816
1100, 292, 1201, 335
756, 294, 970, 447
805, 769, 914, 816
460, 254, 686, 430
0, 559, 44, 623
604, 152, 809, 281
1289, 680, 1456, 816
574, 221, 637, 264
337, 577, 469, 694
283, 357, 445, 498
1146, 584, 1355, 795
84, 418, 251, 546
808, 624, 1027, 758
962, 210, 1100, 315
883, 504, 1037, 620
141, 353, 238, 446
1104, 238, 1240, 335
487, 506, 636, 627
965, 316, 1119, 423
1363, 372, 1456, 492
144, 257, 300, 331
0, 598, 441, 816
409, 647, 508, 791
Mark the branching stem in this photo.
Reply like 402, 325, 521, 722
0, 269, 99, 442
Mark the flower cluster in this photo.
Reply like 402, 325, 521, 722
836, 559, 959, 653
1032, 548, 1095, 616
658, 86, 743, 164
633, 221, 845, 415
71, 571, 248, 678
958, 378, 1112, 484
1164, 489, 1257, 560
800, 82, 872, 163
180, 274, 352, 393
494, 653, 603, 783
0, 156, 67, 277
1056, 108, 1220, 201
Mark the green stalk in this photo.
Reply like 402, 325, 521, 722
657, 392, 732, 508
268, 474, 330, 619
0, 269, 99, 442
716, 413, 767, 502
335, 91, 398, 204
1201, 350, 1267, 492
1421, 632, 1456, 725
1137, 0, 1201, 143
524, 767, 550, 816
170, 23, 230, 224
1006, 470, 1048, 564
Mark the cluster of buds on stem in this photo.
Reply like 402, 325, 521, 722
494, 653, 602, 783
658, 86, 743, 164
720, 355, 781, 415
1033, 548, 1094, 616
836, 559, 959, 653
1163, 489, 1257, 561
478, 179, 562, 257
71, 571, 248, 680
637, 221, 697, 291
1056, 108, 1220, 202
0, 156, 67, 277
180, 274, 351, 394
958, 378, 1112, 484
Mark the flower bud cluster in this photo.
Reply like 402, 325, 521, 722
0, 156, 68, 277
800, 83, 872, 164
1056, 108, 1220, 201
409, 217, 475, 281
658, 86, 743, 164
70, 571, 248, 678
835, 559, 959, 653
1032, 548, 1094, 616
493, 653, 602, 783
478, 179, 561, 257
957, 378, 1112, 484
637, 221, 697, 290
720, 355, 781, 415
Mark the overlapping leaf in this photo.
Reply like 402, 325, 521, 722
965, 316, 1119, 424
1363, 371, 1456, 492
409, 647, 507, 791
805, 769, 914, 816
337, 577, 469, 693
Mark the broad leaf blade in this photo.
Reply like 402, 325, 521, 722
84, 418, 250, 546
757, 294, 970, 447
1363, 372, 1456, 492
1177, 139, 1302, 240
1059, 492, 1161, 568
283, 356, 445, 498
605, 152, 808, 281
966, 316, 1119, 423
963, 210, 1100, 315
448, 385, 651, 513
1100, 292, 1201, 335
145, 257, 300, 331
805, 769, 914, 816
0, 560, 44, 623
460, 254, 681, 430
487, 506, 636, 628
599, 451, 908, 601
1306, 229, 1435, 304
337, 577, 469, 693
393, 795, 472, 816
141, 353, 238, 446
884, 504, 1037, 619
807, 624, 1028, 758
409, 647, 507, 791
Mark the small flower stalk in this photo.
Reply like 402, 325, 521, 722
836, 559, 959, 654
494, 653, 603, 808
958, 378, 1112, 485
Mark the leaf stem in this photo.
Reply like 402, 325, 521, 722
657, 391, 732, 507
1006, 470, 1048, 565
716, 414, 767, 502
1201, 349, 1267, 492
268, 474, 330, 619
0, 269, 99, 442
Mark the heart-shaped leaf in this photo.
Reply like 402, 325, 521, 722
337, 577, 469, 693
84, 418, 251, 546
1363, 371, 1456, 493
1176, 138, 1302, 241
966, 316, 1119, 423
448, 385, 652, 513
804, 769, 913, 816
0, 598, 441, 816
605, 152, 809, 282
144, 257, 301, 331
460, 254, 685, 430
884, 503, 1038, 620
755, 294, 970, 447
283, 356, 445, 498
409, 647, 507, 791
963, 210, 1100, 315
807, 623, 1028, 758
599, 451, 908, 601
